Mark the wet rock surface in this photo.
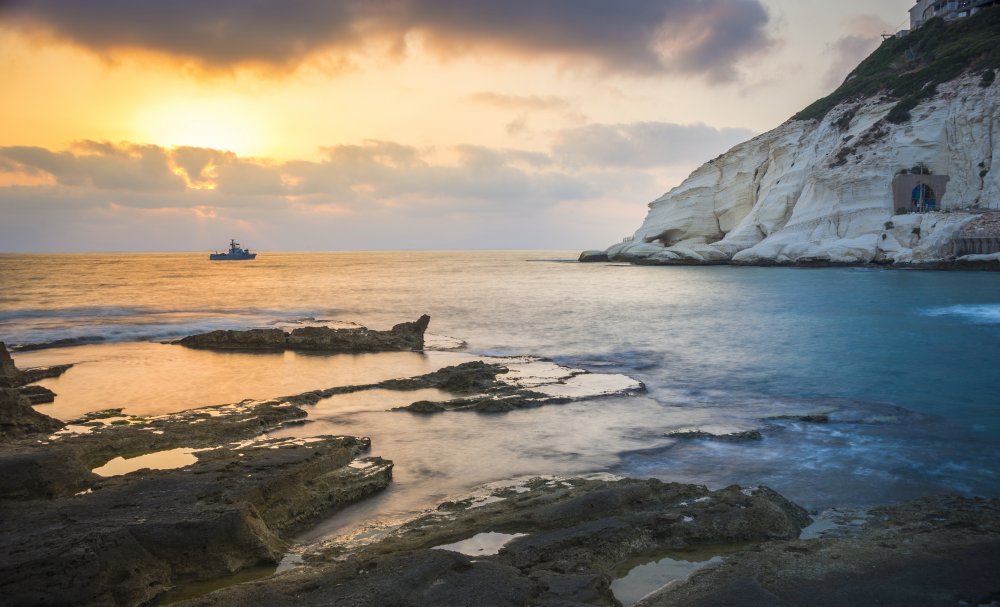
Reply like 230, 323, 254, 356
16, 384, 56, 404
174, 478, 810, 607
272, 358, 642, 415
0, 388, 63, 440
641, 495, 1000, 607
177, 315, 431, 352
386, 359, 641, 414
3, 338, 993, 606
0, 396, 392, 606
666, 429, 764, 441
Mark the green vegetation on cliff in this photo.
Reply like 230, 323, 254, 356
794, 6, 1000, 123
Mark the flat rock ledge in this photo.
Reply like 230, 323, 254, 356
172, 481, 1000, 607
176, 315, 431, 352
277, 359, 645, 415
0, 398, 393, 607
173, 478, 810, 607
641, 494, 1000, 607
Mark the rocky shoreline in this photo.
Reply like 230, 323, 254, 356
580, 249, 1000, 271
1, 331, 998, 606
169, 479, 1000, 607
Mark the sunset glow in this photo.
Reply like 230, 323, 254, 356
0, 0, 914, 252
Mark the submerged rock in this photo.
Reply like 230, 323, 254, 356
768, 414, 830, 424
667, 429, 764, 441
382, 359, 640, 414
10, 336, 108, 352
406, 400, 446, 414
177, 315, 431, 352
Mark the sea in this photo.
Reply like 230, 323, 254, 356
2, 251, 999, 541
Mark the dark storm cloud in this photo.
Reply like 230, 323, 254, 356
2, 0, 772, 79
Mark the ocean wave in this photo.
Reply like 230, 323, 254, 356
0, 305, 333, 321
0, 306, 343, 349
920, 304, 1000, 324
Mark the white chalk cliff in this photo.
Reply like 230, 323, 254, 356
601, 73, 1000, 265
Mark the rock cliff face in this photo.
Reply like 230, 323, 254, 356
598, 73, 1000, 266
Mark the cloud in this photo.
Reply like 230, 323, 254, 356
288, 141, 579, 207
0, 142, 185, 191
0, 139, 590, 213
469, 92, 572, 112
822, 14, 891, 90
552, 122, 755, 168
0, 122, 756, 251
3, 0, 773, 80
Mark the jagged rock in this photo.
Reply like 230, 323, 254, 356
0, 342, 73, 389
0, 388, 63, 440
578, 250, 610, 262
0, 344, 18, 387
17, 385, 56, 405
177, 315, 430, 352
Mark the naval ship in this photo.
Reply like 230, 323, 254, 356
209, 239, 257, 260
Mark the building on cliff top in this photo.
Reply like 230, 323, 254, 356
910, 0, 999, 29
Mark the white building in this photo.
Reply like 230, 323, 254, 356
910, 0, 999, 30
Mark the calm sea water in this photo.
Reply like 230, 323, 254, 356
2, 251, 999, 531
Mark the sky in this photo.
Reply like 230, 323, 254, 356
0, 0, 914, 253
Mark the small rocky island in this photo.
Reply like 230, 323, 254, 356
177, 315, 431, 352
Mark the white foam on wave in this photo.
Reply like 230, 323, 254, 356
920, 304, 1000, 324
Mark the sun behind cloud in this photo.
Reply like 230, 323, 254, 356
132, 96, 272, 157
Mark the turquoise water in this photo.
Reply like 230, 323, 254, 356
1, 252, 998, 513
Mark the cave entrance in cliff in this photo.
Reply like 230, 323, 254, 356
892, 174, 949, 215
911, 183, 937, 212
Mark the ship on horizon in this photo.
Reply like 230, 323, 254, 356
209, 239, 257, 261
